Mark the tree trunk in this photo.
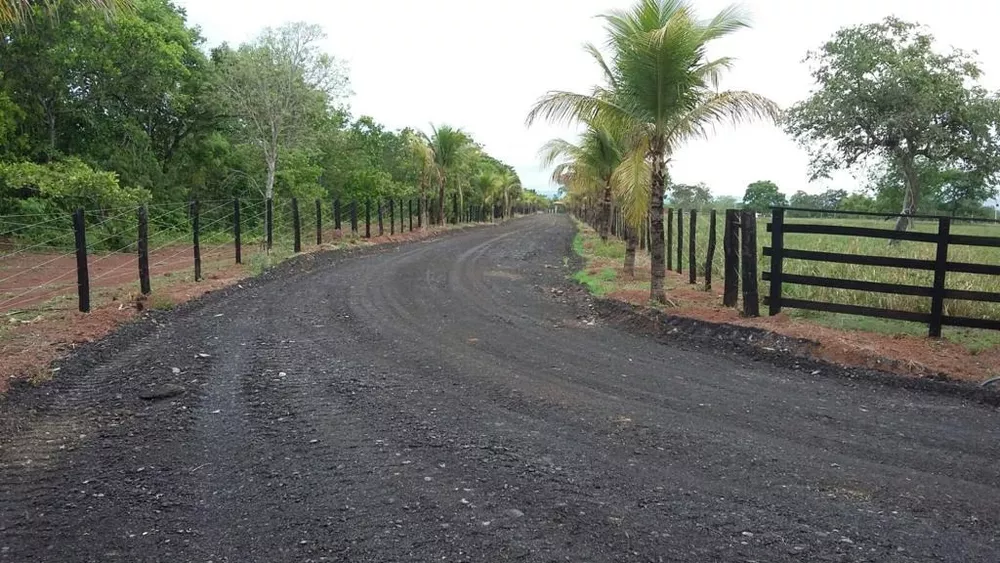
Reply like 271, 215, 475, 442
649, 150, 667, 303
893, 153, 920, 235
601, 184, 612, 242
624, 225, 637, 278
265, 155, 277, 200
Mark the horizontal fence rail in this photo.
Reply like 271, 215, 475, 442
764, 207, 1000, 337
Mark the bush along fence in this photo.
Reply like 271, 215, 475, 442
571, 203, 1000, 337
0, 194, 514, 315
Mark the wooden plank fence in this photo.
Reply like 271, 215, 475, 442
763, 207, 1000, 337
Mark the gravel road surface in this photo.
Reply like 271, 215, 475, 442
1, 214, 998, 562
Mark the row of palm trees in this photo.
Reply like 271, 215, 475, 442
528, 0, 779, 303
408, 125, 521, 227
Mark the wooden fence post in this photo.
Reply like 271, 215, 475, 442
377, 199, 384, 236
191, 200, 202, 282
689, 210, 697, 284
292, 198, 301, 253
768, 207, 785, 316
453, 194, 459, 224
350, 200, 358, 235
315, 199, 322, 245
266, 198, 273, 250
334, 199, 342, 231
677, 209, 684, 274
723, 209, 740, 307
929, 217, 951, 337
705, 209, 717, 292
409, 199, 414, 231
233, 198, 242, 264
667, 208, 673, 271
740, 210, 759, 317
417, 199, 423, 228
365, 199, 371, 238
389, 199, 395, 235
138, 205, 151, 295
73, 208, 90, 312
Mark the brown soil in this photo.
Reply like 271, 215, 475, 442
606, 269, 999, 383
0, 224, 486, 393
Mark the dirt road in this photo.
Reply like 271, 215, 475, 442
1, 214, 998, 562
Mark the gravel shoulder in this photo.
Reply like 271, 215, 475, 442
1, 214, 998, 562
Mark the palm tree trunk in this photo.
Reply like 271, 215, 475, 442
438, 173, 447, 225
601, 184, 612, 242
624, 225, 637, 277
649, 151, 667, 303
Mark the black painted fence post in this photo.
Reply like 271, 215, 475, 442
929, 217, 951, 337
266, 198, 273, 251
417, 199, 423, 229
705, 209, 717, 292
689, 210, 697, 284
350, 200, 358, 235
365, 199, 372, 238
677, 209, 684, 274
138, 205, 151, 295
233, 198, 242, 264
292, 198, 301, 253
667, 208, 673, 271
740, 210, 759, 317
378, 199, 384, 236
315, 199, 322, 245
192, 200, 202, 282
768, 207, 784, 316
723, 209, 740, 307
453, 194, 459, 225
73, 208, 90, 312
334, 199, 342, 232
389, 199, 395, 235
409, 199, 414, 231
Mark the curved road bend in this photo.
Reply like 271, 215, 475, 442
1, 214, 998, 562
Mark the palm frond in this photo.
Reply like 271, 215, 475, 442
664, 90, 780, 152
611, 144, 652, 229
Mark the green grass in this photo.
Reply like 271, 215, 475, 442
247, 247, 295, 276
576, 216, 1000, 350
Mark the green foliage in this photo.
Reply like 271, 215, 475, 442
742, 181, 786, 212
785, 17, 1000, 225
668, 183, 713, 210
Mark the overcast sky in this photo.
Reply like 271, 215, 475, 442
176, 0, 1000, 199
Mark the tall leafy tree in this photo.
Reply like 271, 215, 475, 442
528, 0, 778, 303
668, 182, 712, 209
785, 17, 1000, 231
217, 22, 349, 201
742, 180, 786, 212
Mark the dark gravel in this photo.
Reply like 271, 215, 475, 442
1, 214, 999, 562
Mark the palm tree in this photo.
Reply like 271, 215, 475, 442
541, 123, 649, 275
1, 0, 132, 28
424, 124, 472, 225
499, 170, 520, 220
406, 131, 437, 229
527, 0, 779, 303
540, 124, 626, 243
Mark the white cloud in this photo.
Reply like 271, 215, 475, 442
177, 0, 1000, 198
